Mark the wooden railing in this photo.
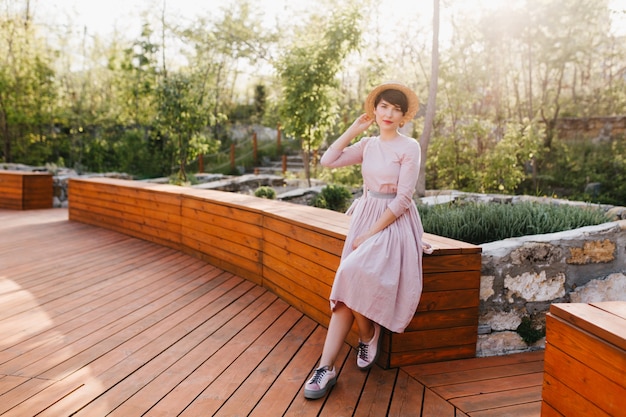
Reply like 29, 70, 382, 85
0, 170, 53, 210
68, 177, 482, 368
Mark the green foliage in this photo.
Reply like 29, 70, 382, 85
1, 0, 626, 206
254, 186, 276, 199
427, 120, 543, 194
156, 73, 212, 182
312, 184, 353, 212
479, 122, 543, 193
517, 135, 626, 205
276, 3, 362, 184
317, 165, 363, 188
111, 128, 173, 179
419, 200, 612, 245
516, 316, 545, 345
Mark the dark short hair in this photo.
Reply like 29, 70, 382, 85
374, 89, 408, 115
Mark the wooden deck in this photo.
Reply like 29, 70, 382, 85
0, 208, 544, 416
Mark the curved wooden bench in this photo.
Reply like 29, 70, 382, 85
68, 177, 482, 368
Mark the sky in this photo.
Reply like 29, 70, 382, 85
36, 0, 322, 36
34, 0, 626, 44
36, 0, 626, 34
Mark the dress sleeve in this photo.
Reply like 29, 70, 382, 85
388, 140, 421, 217
320, 137, 369, 168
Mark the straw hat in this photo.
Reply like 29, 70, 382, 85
364, 82, 420, 124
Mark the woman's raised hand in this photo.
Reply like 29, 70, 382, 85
349, 114, 374, 135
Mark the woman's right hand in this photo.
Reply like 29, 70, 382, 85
349, 114, 374, 135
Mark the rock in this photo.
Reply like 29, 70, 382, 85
570, 273, 626, 303
504, 271, 566, 302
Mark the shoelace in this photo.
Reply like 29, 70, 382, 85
357, 342, 369, 361
309, 367, 328, 384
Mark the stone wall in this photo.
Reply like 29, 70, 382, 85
556, 116, 626, 142
478, 220, 626, 357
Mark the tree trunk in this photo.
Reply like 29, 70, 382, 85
416, 0, 440, 197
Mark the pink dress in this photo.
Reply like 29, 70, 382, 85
320, 135, 429, 333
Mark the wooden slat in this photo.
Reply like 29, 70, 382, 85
451, 385, 541, 413
277, 343, 351, 417
545, 314, 625, 386
385, 344, 478, 368
174, 307, 305, 416
404, 350, 545, 377
417, 359, 544, 387
423, 253, 482, 273
422, 388, 455, 417
416, 289, 480, 313
592, 300, 626, 320
387, 370, 425, 417
406, 351, 544, 416
262, 233, 339, 281
405, 308, 479, 332
543, 343, 625, 416
471, 402, 542, 417
263, 215, 346, 256
422, 270, 481, 292
316, 344, 367, 417
263, 226, 342, 272
549, 303, 626, 351
0, 171, 52, 210
246, 325, 328, 417
541, 372, 609, 417
390, 326, 478, 353
354, 365, 399, 416
211, 316, 318, 417
141, 297, 288, 416
540, 401, 565, 417
100, 284, 269, 417
183, 195, 264, 226
433, 372, 544, 400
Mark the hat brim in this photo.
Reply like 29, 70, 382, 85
364, 82, 420, 124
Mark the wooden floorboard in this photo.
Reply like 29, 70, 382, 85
0, 208, 543, 416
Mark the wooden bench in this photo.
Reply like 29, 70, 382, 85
68, 177, 482, 368
541, 302, 626, 416
0, 170, 53, 210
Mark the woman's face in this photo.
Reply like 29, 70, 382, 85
374, 99, 404, 130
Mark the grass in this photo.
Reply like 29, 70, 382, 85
418, 200, 613, 245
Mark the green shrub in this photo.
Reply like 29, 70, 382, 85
419, 200, 612, 245
516, 316, 545, 345
254, 186, 277, 199
312, 184, 353, 212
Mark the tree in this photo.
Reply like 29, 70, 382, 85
416, 0, 440, 197
156, 72, 214, 183
276, 4, 362, 186
0, 1, 57, 164
179, 0, 274, 142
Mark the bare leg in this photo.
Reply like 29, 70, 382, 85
319, 302, 354, 369
353, 310, 375, 342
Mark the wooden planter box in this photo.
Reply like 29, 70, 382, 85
541, 302, 626, 416
0, 170, 53, 210
68, 177, 482, 368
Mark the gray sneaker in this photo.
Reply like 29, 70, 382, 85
357, 322, 381, 370
303, 366, 337, 399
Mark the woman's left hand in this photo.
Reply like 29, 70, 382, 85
352, 233, 369, 249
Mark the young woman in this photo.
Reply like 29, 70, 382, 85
303, 82, 432, 400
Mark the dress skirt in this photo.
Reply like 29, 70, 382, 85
329, 191, 425, 333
